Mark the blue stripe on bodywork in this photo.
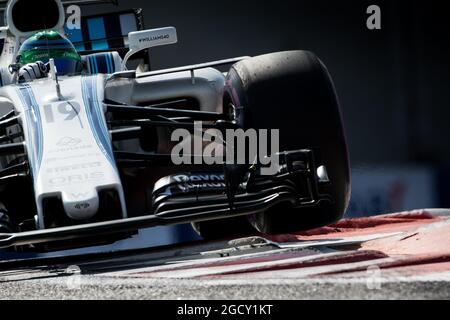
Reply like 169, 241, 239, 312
92, 55, 99, 74
89, 76, 114, 162
15, 85, 44, 177
105, 53, 112, 74
108, 53, 115, 73
88, 55, 98, 74
87, 53, 115, 74
26, 86, 44, 170
87, 56, 93, 73
95, 54, 108, 74
81, 75, 115, 166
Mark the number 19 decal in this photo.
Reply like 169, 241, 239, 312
44, 101, 83, 128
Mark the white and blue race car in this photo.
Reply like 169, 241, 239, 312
0, 0, 350, 251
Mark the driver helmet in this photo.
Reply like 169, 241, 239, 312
17, 30, 82, 76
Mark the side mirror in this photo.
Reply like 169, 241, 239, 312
122, 27, 178, 70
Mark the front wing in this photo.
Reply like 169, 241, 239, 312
0, 150, 332, 249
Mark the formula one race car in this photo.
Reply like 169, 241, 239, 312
0, 0, 350, 251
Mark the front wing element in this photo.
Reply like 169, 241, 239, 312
0, 149, 332, 249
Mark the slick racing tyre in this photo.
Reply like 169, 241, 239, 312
223, 50, 351, 234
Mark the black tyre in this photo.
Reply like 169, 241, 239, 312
223, 50, 351, 234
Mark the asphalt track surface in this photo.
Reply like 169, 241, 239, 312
1, 209, 450, 300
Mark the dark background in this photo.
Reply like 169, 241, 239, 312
84, 0, 450, 168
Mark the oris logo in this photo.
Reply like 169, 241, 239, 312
49, 172, 104, 185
